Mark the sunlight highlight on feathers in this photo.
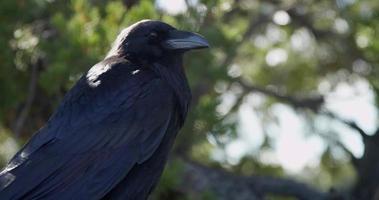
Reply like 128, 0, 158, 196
105, 19, 153, 59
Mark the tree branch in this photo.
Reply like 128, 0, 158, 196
238, 78, 368, 142
317, 131, 359, 166
237, 78, 325, 111
246, 176, 327, 199
12, 58, 42, 137
322, 110, 369, 139
179, 158, 328, 200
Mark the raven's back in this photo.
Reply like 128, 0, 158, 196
0, 57, 185, 200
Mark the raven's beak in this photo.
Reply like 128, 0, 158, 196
163, 30, 209, 51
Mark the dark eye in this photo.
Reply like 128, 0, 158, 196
148, 32, 159, 42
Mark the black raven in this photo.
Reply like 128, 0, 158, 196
0, 19, 209, 200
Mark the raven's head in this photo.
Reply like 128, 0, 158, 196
106, 19, 209, 64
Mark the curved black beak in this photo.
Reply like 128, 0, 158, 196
162, 30, 210, 51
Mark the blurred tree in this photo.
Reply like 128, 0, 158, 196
1, 0, 379, 199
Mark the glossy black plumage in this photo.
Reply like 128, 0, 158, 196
0, 20, 208, 200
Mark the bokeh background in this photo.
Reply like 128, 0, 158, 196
1, 0, 379, 199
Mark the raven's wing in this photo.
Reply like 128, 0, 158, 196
0, 58, 176, 200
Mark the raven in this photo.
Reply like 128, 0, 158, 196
0, 20, 209, 200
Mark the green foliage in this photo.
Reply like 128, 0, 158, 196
1, 0, 379, 198
232, 155, 284, 177
152, 159, 184, 199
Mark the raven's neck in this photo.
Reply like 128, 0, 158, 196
152, 55, 191, 126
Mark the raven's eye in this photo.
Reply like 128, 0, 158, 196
148, 32, 159, 42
